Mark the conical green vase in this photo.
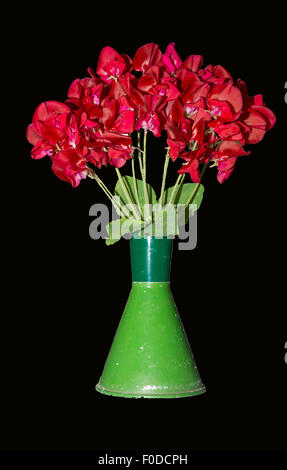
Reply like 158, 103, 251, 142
96, 236, 205, 398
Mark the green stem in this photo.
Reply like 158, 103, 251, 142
142, 130, 151, 221
159, 149, 170, 207
115, 168, 141, 220
168, 173, 183, 206
88, 169, 128, 218
131, 153, 143, 219
138, 153, 144, 181
137, 131, 144, 180
185, 163, 208, 208
177, 173, 185, 197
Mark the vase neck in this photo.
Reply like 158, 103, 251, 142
130, 237, 173, 282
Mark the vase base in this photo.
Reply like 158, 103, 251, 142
95, 384, 206, 399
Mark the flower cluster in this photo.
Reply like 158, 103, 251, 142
27, 43, 275, 187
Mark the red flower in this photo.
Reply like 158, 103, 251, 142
96, 46, 132, 82
29, 100, 71, 124
180, 72, 210, 101
93, 130, 132, 147
90, 130, 132, 168
27, 101, 71, 145
215, 141, 251, 183
179, 156, 201, 182
179, 54, 204, 74
51, 149, 88, 188
27, 43, 276, 189
111, 72, 144, 107
133, 43, 162, 72
86, 148, 108, 168
198, 64, 232, 84
137, 65, 180, 101
207, 120, 248, 143
108, 145, 131, 168
165, 98, 211, 161
236, 80, 276, 143
162, 43, 182, 74
137, 65, 162, 94
26, 101, 72, 159
99, 97, 117, 130
165, 100, 191, 159
27, 101, 91, 186
113, 96, 135, 133
167, 139, 187, 161
135, 95, 166, 136
243, 105, 276, 143
99, 96, 135, 134
207, 81, 243, 117
67, 77, 105, 120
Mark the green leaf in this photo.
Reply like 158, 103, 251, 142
161, 182, 205, 229
105, 217, 144, 245
114, 175, 157, 218
145, 204, 179, 237
163, 183, 204, 209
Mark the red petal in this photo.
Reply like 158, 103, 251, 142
87, 67, 97, 79
32, 101, 70, 122
96, 131, 132, 146
167, 138, 186, 160
26, 123, 42, 145
178, 157, 200, 182
250, 105, 276, 129
108, 146, 131, 167
246, 127, 266, 144
217, 166, 235, 184
96, 46, 126, 80
31, 141, 53, 159
51, 150, 88, 187
113, 110, 135, 134
67, 79, 82, 100
88, 150, 108, 168
162, 43, 182, 74
100, 99, 117, 130
133, 43, 162, 72
218, 141, 250, 158
137, 72, 158, 93
212, 65, 232, 79
243, 108, 267, 128
209, 82, 243, 114
181, 73, 210, 102
181, 55, 204, 73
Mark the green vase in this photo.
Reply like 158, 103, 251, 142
96, 236, 206, 398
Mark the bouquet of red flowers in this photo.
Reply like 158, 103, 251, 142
27, 42, 275, 242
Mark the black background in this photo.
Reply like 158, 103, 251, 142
1, 2, 286, 458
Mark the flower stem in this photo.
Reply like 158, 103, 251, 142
168, 173, 183, 206
137, 131, 144, 180
185, 163, 208, 208
138, 152, 144, 181
115, 168, 141, 220
142, 130, 151, 221
131, 153, 143, 218
88, 168, 128, 218
178, 173, 185, 194
133, 146, 144, 154
159, 149, 170, 207
88, 169, 112, 199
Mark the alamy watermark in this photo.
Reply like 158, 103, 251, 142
89, 197, 199, 250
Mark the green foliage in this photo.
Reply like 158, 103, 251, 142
105, 178, 204, 245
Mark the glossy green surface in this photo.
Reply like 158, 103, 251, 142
130, 236, 173, 282
96, 282, 205, 398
